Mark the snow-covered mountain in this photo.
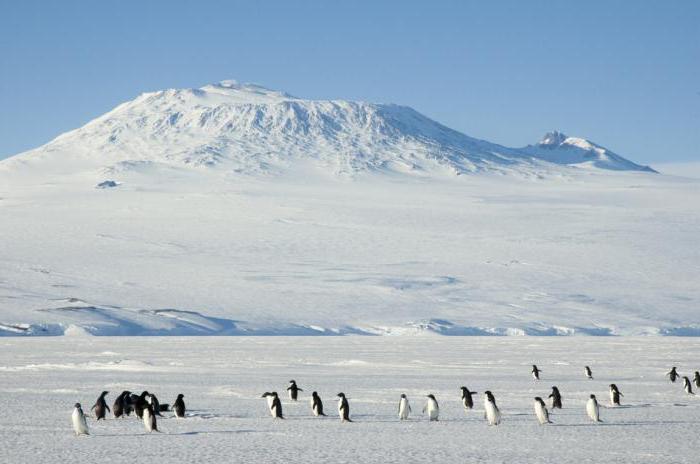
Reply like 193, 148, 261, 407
521, 130, 657, 172
1, 81, 696, 338
2, 80, 654, 178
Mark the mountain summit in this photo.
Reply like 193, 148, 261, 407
2, 80, 655, 177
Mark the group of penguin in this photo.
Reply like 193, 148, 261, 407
71, 390, 186, 436
72, 365, 698, 435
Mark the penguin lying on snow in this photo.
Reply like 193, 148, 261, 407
72, 403, 90, 436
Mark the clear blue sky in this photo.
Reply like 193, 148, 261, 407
1, 0, 698, 163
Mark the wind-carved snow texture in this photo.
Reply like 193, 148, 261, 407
0, 80, 697, 336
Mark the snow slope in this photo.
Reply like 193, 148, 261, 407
0, 337, 698, 463
0, 81, 697, 336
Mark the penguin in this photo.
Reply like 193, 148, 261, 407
337, 393, 352, 422
287, 380, 303, 401
548, 386, 562, 409
584, 366, 593, 380
609, 384, 623, 406
460, 386, 477, 410
270, 392, 284, 419
683, 376, 695, 395
311, 391, 326, 417
122, 391, 134, 416
483, 391, 501, 426
112, 391, 126, 418
667, 367, 679, 383
173, 394, 186, 418
694, 371, 700, 389
423, 394, 439, 421
143, 403, 158, 433
71, 403, 90, 436
531, 365, 541, 380
533, 397, 551, 425
134, 391, 150, 419
148, 393, 163, 416
586, 394, 601, 422
398, 394, 411, 420
91, 391, 110, 421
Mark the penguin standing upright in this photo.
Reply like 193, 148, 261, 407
609, 384, 623, 406
91, 391, 110, 421
483, 391, 501, 426
423, 394, 439, 421
143, 403, 158, 433
173, 394, 186, 418
148, 393, 163, 416
311, 392, 326, 416
531, 365, 541, 380
134, 391, 150, 419
694, 371, 700, 389
122, 391, 134, 416
287, 380, 303, 401
267, 392, 283, 419
398, 394, 411, 420
460, 387, 477, 410
337, 393, 352, 422
667, 367, 679, 383
548, 386, 562, 409
584, 366, 593, 379
683, 376, 695, 395
113, 391, 126, 418
586, 394, 601, 422
533, 397, 551, 425
71, 403, 90, 436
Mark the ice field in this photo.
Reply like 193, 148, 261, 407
1, 336, 698, 463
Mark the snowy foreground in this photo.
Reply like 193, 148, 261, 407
1, 336, 698, 463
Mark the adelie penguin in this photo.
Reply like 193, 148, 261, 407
667, 367, 679, 383
71, 403, 90, 436
262, 392, 283, 419
311, 391, 326, 417
533, 397, 551, 425
91, 391, 110, 421
337, 393, 352, 422
423, 394, 439, 421
398, 394, 411, 420
609, 384, 623, 406
143, 403, 159, 433
683, 376, 695, 395
147, 393, 163, 416
483, 391, 501, 426
694, 371, 700, 389
287, 380, 303, 401
584, 366, 593, 380
531, 365, 541, 380
133, 391, 150, 419
113, 391, 127, 418
173, 394, 186, 418
549, 386, 562, 409
460, 386, 477, 410
586, 394, 602, 422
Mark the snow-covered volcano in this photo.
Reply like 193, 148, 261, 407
0, 81, 696, 337
3, 80, 654, 177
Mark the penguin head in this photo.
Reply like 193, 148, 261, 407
551, 386, 559, 392
609, 383, 617, 391
534, 396, 543, 404
312, 391, 318, 398
337, 392, 345, 398
177, 393, 184, 399
74, 403, 82, 409
100, 390, 109, 397
400, 393, 407, 399
261, 392, 271, 398
460, 386, 467, 392
140, 391, 150, 398
289, 380, 296, 385
484, 390, 494, 400
590, 394, 596, 399
426, 394, 436, 400
271, 392, 278, 397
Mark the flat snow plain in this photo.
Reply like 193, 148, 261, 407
1, 336, 698, 463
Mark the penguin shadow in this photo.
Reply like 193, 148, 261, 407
554, 419, 695, 427
172, 429, 257, 436
602, 403, 652, 409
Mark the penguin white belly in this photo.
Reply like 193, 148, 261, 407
484, 401, 501, 425
586, 399, 600, 422
72, 410, 89, 435
534, 402, 549, 425
609, 391, 617, 406
143, 408, 153, 432
399, 399, 410, 420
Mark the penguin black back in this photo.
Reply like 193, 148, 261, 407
337, 393, 352, 422
311, 391, 326, 416
460, 386, 477, 409
174, 394, 186, 418
549, 386, 562, 409
91, 391, 110, 420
